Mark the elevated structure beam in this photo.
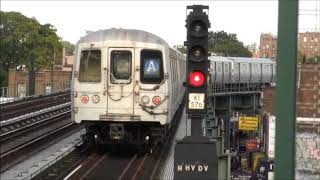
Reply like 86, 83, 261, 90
275, 0, 298, 179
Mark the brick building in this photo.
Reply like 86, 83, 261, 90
298, 32, 320, 58
7, 69, 72, 97
262, 64, 320, 118
258, 33, 277, 59
258, 32, 320, 60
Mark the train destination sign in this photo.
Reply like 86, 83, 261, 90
238, 116, 259, 130
144, 59, 160, 76
188, 93, 205, 109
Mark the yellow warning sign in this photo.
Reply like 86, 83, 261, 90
238, 116, 259, 130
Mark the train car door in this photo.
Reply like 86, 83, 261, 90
107, 48, 135, 115
216, 62, 223, 83
223, 62, 231, 83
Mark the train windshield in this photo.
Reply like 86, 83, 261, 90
110, 50, 132, 82
78, 50, 101, 82
140, 50, 163, 84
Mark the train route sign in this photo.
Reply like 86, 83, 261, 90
238, 116, 259, 130
144, 59, 160, 74
188, 93, 205, 109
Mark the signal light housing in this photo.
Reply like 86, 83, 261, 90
190, 46, 205, 62
185, 5, 210, 114
190, 20, 207, 37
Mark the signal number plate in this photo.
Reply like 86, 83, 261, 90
188, 93, 205, 109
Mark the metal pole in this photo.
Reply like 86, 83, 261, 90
28, 53, 36, 96
190, 116, 203, 137
51, 52, 55, 93
275, 0, 298, 179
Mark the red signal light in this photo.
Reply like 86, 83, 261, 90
189, 71, 205, 87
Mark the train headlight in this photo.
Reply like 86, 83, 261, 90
141, 95, 150, 105
80, 95, 89, 104
152, 96, 161, 105
92, 95, 100, 104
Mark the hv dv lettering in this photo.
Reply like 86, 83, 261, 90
176, 164, 209, 172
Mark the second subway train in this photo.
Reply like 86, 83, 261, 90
209, 56, 276, 84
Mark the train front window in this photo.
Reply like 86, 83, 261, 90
78, 50, 101, 82
110, 51, 132, 82
140, 50, 163, 84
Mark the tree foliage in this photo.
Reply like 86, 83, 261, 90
0, 11, 63, 71
173, 45, 187, 54
62, 40, 75, 55
208, 31, 252, 57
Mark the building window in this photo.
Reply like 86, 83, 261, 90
311, 45, 313, 49
303, 37, 307, 42
266, 44, 269, 49
315, 38, 318, 42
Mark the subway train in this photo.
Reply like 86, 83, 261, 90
71, 28, 186, 150
209, 56, 276, 84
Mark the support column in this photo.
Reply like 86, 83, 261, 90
275, 0, 298, 179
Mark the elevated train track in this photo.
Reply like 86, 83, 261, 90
0, 90, 70, 121
0, 114, 78, 173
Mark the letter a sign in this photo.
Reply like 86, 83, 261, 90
144, 59, 159, 73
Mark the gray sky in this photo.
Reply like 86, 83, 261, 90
1, 1, 319, 47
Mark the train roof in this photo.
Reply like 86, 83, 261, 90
209, 56, 276, 63
78, 28, 169, 46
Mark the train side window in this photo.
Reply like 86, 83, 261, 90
140, 50, 163, 84
110, 50, 132, 82
78, 50, 101, 82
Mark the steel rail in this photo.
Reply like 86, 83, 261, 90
0, 110, 70, 142
0, 122, 78, 173
0, 90, 70, 109
118, 154, 138, 180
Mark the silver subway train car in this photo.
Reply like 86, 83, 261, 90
71, 29, 186, 149
209, 56, 276, 84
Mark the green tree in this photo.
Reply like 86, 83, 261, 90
62, 41, 75, 55
208, 31, 252, 57
0, 11, 62, 72
0, 11, 63, 86
173, 45, 187, 54
305, 56, 320, 64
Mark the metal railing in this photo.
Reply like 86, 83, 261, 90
0, 81, 71, 104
